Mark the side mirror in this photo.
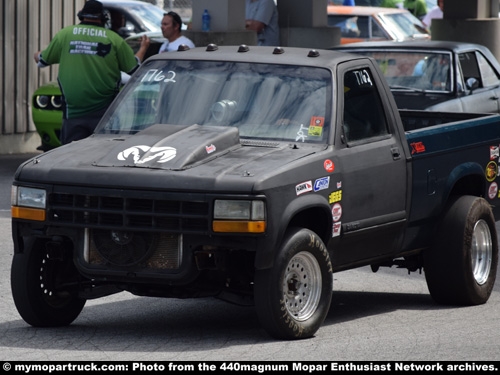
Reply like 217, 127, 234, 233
117, 25, 135, 38
466, 77, 479, 93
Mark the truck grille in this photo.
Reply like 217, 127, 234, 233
88, 229, 181, 269
47, 188, 210, 234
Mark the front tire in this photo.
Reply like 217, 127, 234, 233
254, 228, 333, 340
424, 196, 498, 305
11, 237, 86, 327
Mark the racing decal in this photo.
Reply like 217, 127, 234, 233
329, 190, 342, 204
332, 222, 341, 238
332, 203, 342, 222
488, 182, 498, 200
206, 144, 216, 154
296, 124, 308, 142
410, 142, 426, 154
308, 116, 324, 137
117, 145, 177, 164
296, 181, 313, 195
324, 159, 335, 173
314, 176, 330, 192
352, 70, 373, 87
141, 69, 176, 84
485, 161, 498, 182
337, 181, 342, 189
490, 146, 499, 160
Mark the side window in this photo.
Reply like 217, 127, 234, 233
370, 19, 387, 39
343, 69, 389, 143
459, 52, 481, 87
477, 53, 500, 88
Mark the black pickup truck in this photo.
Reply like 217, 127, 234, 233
11, 45, 500, 340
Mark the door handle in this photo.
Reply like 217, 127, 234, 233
391, 146, 401, 160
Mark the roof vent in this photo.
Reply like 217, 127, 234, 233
177, 44, 191, 52
308, 50, 320, 58
238, 45, 250, 53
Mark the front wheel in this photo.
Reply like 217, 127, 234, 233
424, 196, 498, 305
254, 228, 333, 340
11, 237, 86, 327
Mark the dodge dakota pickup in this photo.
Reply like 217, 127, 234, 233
11, 45, 500, 340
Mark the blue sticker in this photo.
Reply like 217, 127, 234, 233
314, 176, 330, 192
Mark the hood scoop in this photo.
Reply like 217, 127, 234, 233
96, 124, 241, 170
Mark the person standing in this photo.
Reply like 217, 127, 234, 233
34, 0, 150, 145
422, 0, 444, 30
245, 0, 280, 47
158, 11, 195, 53
403, 0, 428, 20
380, 0, 404, 9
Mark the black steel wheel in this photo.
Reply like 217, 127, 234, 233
11, 237, 86, 327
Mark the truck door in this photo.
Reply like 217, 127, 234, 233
331, 63, 408, 266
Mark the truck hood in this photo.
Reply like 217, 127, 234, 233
17, 124, 324, 191
97, 124, 243, 170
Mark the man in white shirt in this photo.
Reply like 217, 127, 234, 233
159, 11, 195, 53
422, 0, 444, 30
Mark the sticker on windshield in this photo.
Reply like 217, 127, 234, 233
308, 116, 324, 137
117, 145, 177, 164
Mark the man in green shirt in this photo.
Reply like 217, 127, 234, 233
34, 0, 150, 144
404, 0, 427, 19
381, 0, 427, 20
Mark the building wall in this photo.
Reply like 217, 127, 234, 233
0, 0, 85, 154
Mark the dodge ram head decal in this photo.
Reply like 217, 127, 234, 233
117, 145, 177, 164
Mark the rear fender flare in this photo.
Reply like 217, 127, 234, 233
442, 162, 485, 205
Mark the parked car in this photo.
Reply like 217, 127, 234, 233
32, 0, 165, 151
101, 0, 164, 38
327, 5, 430, 45
333, 40, 500, 113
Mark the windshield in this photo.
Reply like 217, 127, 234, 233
129, 4, 163, 32
378, 12, 429, 40
97, 60, 332, 143
356, 51, 452, 92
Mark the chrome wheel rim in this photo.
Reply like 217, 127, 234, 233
282, 251, 322, 321
471, 219, 492, 285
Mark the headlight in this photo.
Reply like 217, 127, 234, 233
213, 200, 266, 233
11, 186, 47, 221
34, 95, 63, 109
12, 186, 46, 208
35, 95, 50, 108
51, 95, 63, 108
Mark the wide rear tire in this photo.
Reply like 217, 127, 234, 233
254, 228, 333, 340
424, 196, 498, 305
11, 237, 86, 327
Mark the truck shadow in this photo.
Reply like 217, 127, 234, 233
326, 289, 438, 325
0, 289, 452, 355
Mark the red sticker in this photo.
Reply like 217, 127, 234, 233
324, 159, 334, 173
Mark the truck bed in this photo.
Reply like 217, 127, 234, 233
400, 109, 494, 132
